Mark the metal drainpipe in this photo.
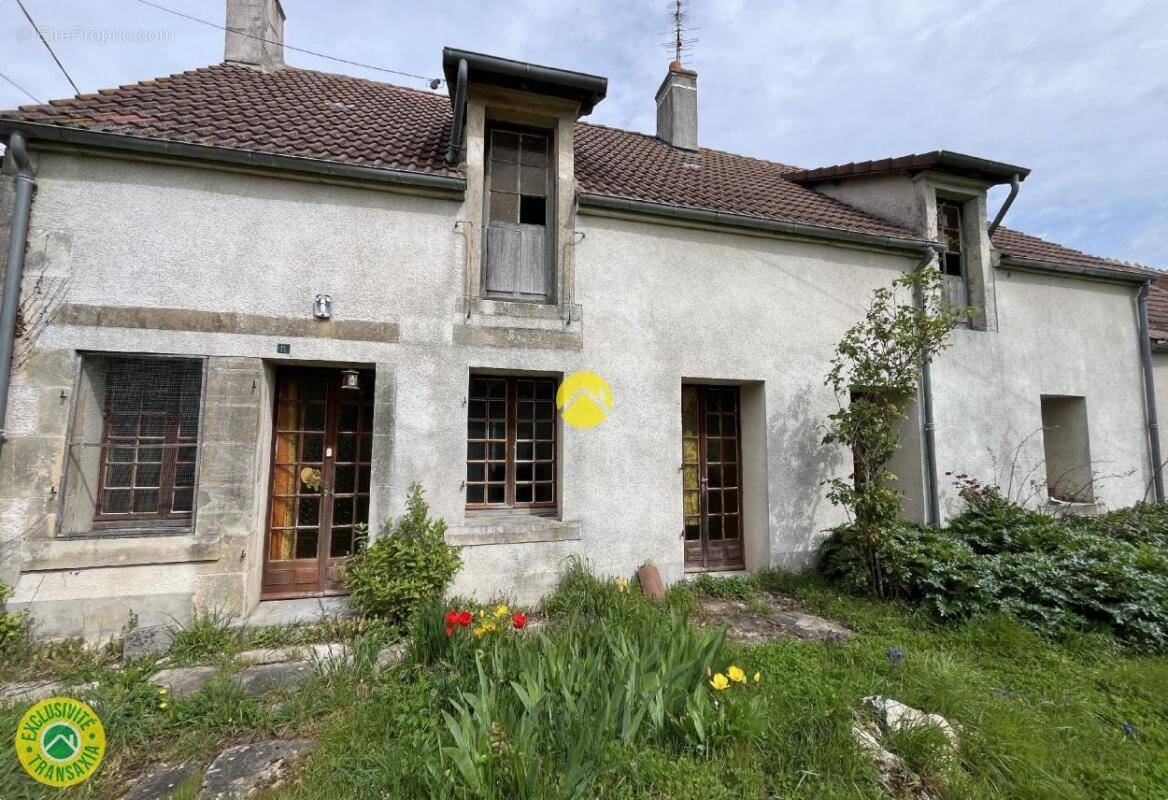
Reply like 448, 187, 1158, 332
987, 173, 1021, 237
915, 243, 948, 527
1138, 279, 1165, 501
0, 131, 34, 450
445, 58, 468, 166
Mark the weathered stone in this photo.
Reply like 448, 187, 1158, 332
236, 643, 349, 666
0, 679, 60, 705
150, 666, 217, 698
694, 592, 854, 645
861, 695, 959, 751
637, 564, 666, 600
123, 625, 175, 660
233, 661, 314, 696
773, 610, 854, 641
120, 761, 200, 800
376, 642, 408, 668
199, 739, 316, 799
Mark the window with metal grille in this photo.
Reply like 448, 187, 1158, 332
63, 355, 205, 532
466, 374, 557, 511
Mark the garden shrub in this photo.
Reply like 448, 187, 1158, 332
343, 483, 461, 622
0, 582, 30, 658
819, 498, 1168, 650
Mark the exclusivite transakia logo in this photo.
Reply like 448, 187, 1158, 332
14, 696, 106, 787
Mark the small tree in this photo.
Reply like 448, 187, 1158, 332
822, 264, 969, 596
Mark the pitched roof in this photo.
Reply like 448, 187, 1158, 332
0, 62, 1155, 285
0, 62, 915, 241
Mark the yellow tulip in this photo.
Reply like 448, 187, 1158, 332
494, 605, 509, 619
727, 666, 746, 684
753, 672, 761, 683
710, 673, 730, 691
614, 578, 629, 592
159, 702, 169, 709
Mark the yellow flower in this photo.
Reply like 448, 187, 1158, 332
473, 625, 487, 638
753, 672, 761, 683
159, 702, 169, 709
727, 666, 746, 684
614, 578, 629, 593
709, 673, 730, 691
158, 687, 169, 696
493, 604, 509, 619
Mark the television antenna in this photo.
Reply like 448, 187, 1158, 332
661, 0, 699, 67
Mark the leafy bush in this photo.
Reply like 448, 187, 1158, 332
819, 499, 1168, 650
0, 582, 30, 658
343, 483, 461, 622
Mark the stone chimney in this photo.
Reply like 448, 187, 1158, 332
655, 61, 698, 150
224, 0, 285, 70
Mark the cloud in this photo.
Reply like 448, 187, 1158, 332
2, 0, 1165, 264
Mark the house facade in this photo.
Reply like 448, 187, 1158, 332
0, 0, 1160, 639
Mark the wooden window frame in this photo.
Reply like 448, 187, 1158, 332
481, 121, 556, 304
91, 355, 204, 530
465, 374, 558, 514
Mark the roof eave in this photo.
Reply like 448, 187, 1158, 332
0, 120, 466, 195
578, 193, 943, 255
998, 255, 1149, 284
789, 150, 1031, 187
441, 47, 607, 115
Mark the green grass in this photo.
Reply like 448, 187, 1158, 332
2, 573, 1165, 799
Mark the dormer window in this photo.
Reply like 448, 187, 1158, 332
483, 126, 553, 302
937, 199, 968, 310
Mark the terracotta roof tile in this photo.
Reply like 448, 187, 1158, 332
2, 62, 1157, 289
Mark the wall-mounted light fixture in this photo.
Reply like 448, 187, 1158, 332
314, 294, 333, 320
341, 369, 360, 391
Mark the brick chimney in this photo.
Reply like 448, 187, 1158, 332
225, 0, 285, 70
655, 61, 698, 151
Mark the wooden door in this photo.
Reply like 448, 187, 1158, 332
682, 385, 745, 572
262, 368, 374, 599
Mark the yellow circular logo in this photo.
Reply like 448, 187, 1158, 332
556, 371, 613, 429
15, 697, 105, 788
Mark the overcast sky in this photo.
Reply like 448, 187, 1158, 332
2, 0, 1165, 265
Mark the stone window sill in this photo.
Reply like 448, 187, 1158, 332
447, 515, 581, 547
27, 532, 218, 571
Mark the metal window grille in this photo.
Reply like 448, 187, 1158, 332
67, 355, 204, 530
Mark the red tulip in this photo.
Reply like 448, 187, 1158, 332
444, 610, 459, 625
512, 613, 527, 629
457, 610, 473, 627
445, 624, 454, 637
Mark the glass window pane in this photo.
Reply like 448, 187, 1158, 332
491, 131, 519, 162
490, 192, 518, 223
520, 165, 547, 196
492, 160, 518, 192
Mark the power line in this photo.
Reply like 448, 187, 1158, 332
15, 0, 81, 95
133, 0, 444, 88
0, 70, 43, 105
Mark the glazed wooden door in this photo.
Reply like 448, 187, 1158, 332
682, 385, 745, 571
262, 368, 374, 599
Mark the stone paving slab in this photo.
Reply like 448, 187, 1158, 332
694, 591, 853, 644
199, 739, 316, 799
120, 760, 200, 800
150, 666, 218, 698
233, 661, 315, 696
